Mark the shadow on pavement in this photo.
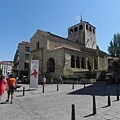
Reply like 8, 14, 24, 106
68, 82, 120, 96
0, 101, 10, 104
84, 113, 95, 118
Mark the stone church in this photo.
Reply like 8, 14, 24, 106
30, 18, 108, 82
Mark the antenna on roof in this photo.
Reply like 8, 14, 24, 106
80, 13, 83, 23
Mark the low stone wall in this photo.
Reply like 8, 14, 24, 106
80, 78, 96, 84
64, 78, 96, 84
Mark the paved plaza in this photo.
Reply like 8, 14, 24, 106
0, 83, 120, 120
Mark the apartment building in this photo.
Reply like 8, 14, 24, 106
13, 41, 30, 79
0, 61, 13, 77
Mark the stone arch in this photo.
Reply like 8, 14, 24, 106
47, 58, 55, 72
76, 56, 80, 68
71, 55, 75, 68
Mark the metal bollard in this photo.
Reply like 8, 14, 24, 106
57, 84, 59, 91
72, 83, 74, 89
71, 104, 75, 120
93, 95, 96, 115
42, 85, 44, 93
84, 83, 85, 88
117, 88, 119, 101
23, 87, 25, 96
108, 92, 111, 106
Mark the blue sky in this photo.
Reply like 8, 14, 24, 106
0, 0, 120, 61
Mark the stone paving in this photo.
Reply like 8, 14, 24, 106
0, 83, 120, 120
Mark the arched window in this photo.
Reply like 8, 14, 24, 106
87, 59, 91, 70
89, 27, 92, 31
79, 25, 83, 30
76, 56, 80, 68
70, 29, 73, 34
71, 55, 75, 68
74, 27, 78, 32
47, 58, 55, 72
86, 25, 88, 30
81, 57, 85, 68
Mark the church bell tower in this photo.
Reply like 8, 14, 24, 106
68, 17, 96, 49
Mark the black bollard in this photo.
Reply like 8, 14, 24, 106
108, 92, 111, 106
42, 85, 44, 93
71, 104, 75, 120
57, 84, 59, 91
72, 83, 74, 89
117, 88, 119, 101
93, 95, 96, 115
23, 87, 25, 96
84, 83, 85, 88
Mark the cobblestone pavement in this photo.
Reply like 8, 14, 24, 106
1, 83, 120, 120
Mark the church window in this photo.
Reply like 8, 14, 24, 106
86, 25, 88, 30
81, 57, 85, 68
76, 56, 80, 68
47, 58, 55, 72
89, 27, 92, 31
36, 42, 39, 49
93, 28, 95, 34
70, 29, 73, 34
87, 59, 91, 70
74, 27, 78, 32
79, 25, 83, 30
76, 39, 78, 42
71, 55, 75, 68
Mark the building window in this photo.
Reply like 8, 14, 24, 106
71, 55, 75, 68
93, 28, 95, 34
25, 54, 29, 60
76, 56, 80, 68
87, 59, 91, 70
79, 25, 83, 30
86, 25, 88, 30
47, 58, 55, 72
81, 57, 85, 68
74, 27, 78, 32
24, 62, 29, 70
89, 27, 92, 31
70, 29, 73, 34
36, 42, 39, 49
25, 46, 30, 52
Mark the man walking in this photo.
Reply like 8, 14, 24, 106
6, 74, 16, 104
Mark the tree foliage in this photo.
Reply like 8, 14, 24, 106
108, 33, 120, 57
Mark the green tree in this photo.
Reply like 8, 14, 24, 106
108, 33, 120, 57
